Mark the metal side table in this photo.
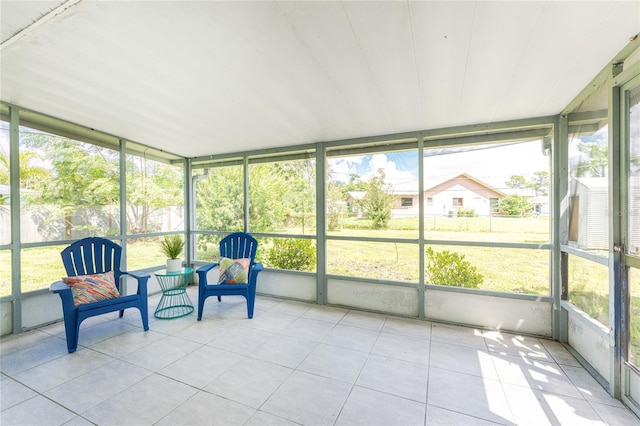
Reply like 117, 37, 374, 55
154, 267, 194, 319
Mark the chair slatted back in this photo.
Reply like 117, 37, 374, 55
220, 232, 258, 263
61, 238, 123, 288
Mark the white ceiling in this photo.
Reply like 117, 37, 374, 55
1, 1, 639, 158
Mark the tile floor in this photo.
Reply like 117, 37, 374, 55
1, 287, 639, 426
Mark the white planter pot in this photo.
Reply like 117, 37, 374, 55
166, 258, 182, 272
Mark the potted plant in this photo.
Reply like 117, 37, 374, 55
160, 235, 184, 272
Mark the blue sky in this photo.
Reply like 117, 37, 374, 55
329, 140, 551, 190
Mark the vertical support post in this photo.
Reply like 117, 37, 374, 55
9, 106, 22, 334
184, 158, 192, 266
609, 80, 623, 399
553, 116, 568, 341
418, 136, 425, 319
316, 145, 326, 305
244, 156, 249, 233
119, 139, 128, 271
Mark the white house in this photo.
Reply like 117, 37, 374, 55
390, 173, 506, 217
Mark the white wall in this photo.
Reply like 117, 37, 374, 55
327, 279, 419, 316
565, 304, 610, 380
425, 289, 553, 336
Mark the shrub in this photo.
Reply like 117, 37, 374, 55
457, 208, 476, 217
425, 247, 483, 288
496, 195, 533, 216
267, 238, 316, 271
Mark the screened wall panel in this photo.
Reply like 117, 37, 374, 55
125, 144, 184, 235
20, 125, 120, 243
248, 158, 316, 235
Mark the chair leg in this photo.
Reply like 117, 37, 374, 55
197, 294, 206, 321
247, 296, 255, 319
140, 305, 149, 331
119, 309, 125, 318
217, 296, 222, 302
67, 321, 80, 353
62, 312, 79, 353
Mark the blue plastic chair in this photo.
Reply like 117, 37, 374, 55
50, 237, 150, 353
196, 232, 264, 320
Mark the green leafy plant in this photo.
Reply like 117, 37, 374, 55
267, 238, 316, 271
495, 195, 533, 216
425, 247, 483, 288
457, 208, 476, 217
160, 234, 184, 259
360, 168, 393, 229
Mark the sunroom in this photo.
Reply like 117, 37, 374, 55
1, 1, 640, 424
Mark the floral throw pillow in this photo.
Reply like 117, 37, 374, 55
217, 257, 250, 284
63, 271, 121, 306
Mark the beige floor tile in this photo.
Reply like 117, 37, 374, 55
336, 386, 426, 426
156, 390, 255, 425
491, 354, 583, 399
13, 347, 113, 392
43, 359, 152, 413
81, 374, 197, 425
339, 310, 387, 330
88, 328, 165, 357
126, 334, 203, 371
382, 316, 432, 339
425, 405, 499, 425
298, 343, 368, 383
484, 331, 552, 360
0, 377, 38, 411
427, 367, 514, 424
356, 354, 428, 402
245, 410, 300, 426
502, 382, 603, 426
250, 333, 318, 369
205, 357, 292, 408
430, 340, 498, 380
161, 345, 245, 389
372, 331, 430, 365
590, 400, 640, 425
207, 324, 273, 355
322, 323, 379, 352
302, 304, 348, 324
0, 337, 68, 375
261, 371, 352, 426
0, 395, 77, 425
430, 322, 487, 349
279, 317, 336, 342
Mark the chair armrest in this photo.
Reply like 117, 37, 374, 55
125, 270, 151, 281
50, 280, 70, 294
196, 263, 219, 274
196, 262, 219, 286
251, 262, 264, 273
122, 271, 149, 298
50, 280, 76, 311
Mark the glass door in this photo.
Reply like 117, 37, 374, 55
621, 77, 640, 416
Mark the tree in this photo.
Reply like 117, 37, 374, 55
126, 155, 183, 234
196, 166, 245, 233
575, 142, 607, 177
505, 175, 526, 190
0, 147, 50, 205
360, 168, 393, 229
527, 171, 549, 196
21, 133, 120, 238
495, 194, 533, 216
